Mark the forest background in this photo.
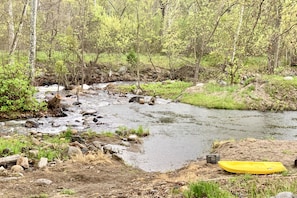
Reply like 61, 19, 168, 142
1, 0, 297, 114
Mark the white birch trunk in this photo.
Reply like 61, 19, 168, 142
8, 0, 14, 51
29, 0, 38, 83
231, 4, 244, 63
9, 0, 29, 56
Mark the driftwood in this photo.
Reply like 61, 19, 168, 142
0, 154, 20, 165
46, 94, 67, 117
47, 94, 62, 110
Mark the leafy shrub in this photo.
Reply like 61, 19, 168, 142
0, 63, 46, 112
126, 50, 138, 66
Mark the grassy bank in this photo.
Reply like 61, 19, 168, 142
118, 74, 297, 111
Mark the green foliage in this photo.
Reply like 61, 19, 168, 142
59, 128, 74, 141
0, 133, 69, 161
184, 181, 234, 198
0, 135, 29, 157
54, 60, 68, 75
126, 51, 138, 66
0, 63, 46, 113
201, 53, 225, 67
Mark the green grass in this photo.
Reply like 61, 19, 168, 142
115, 125, 149, 137
141, 80, 192, 99
0, 135, 29, 156
0, 133, 70, 161
184, 181, 234, 198
184, 175, 297, 198
222, 175, 297, 197
60, 189, 75, 195
180, 83, 247, 109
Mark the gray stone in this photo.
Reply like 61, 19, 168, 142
31, 137, 41, 145
11, 165, 24, 173
16, 157, 29, 169
92, 141, 104, 149
271, 192, 297, 198
67, 146, 83, 157
25, 120, 39, 128
81, 109, 97, 116
35, 178, 53, 185
38, 157, 48, 169
128, 134, 139, 142
120, 141, 131, 147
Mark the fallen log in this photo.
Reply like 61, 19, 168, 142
0, 154, 20, 165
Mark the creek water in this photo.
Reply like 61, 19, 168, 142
2, 84, 297, 172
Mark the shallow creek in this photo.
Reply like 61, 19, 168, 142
2, 83, 297, 172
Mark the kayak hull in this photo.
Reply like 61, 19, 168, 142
218, 161, 287, 174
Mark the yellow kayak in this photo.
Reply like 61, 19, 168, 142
218, 161, 287, 174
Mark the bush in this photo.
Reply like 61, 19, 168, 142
0, 63, 45, 112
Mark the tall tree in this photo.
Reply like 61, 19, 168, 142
9, 0, 29, 57
29, 0, 38, 83
267, 0, 282, 74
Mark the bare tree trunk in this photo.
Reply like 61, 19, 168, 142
136, 3, 141, 89
8, 0, 14, 52
29, 0, 38, 84
231, 4, 244, 63
9, 0, 29, 57
267, 1, 282, 74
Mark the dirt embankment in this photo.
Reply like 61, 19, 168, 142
1, 137, 297, 197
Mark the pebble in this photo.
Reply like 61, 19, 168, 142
271, 192, 297, 198
11, 165, 24, 173
38, 157, 48, 169
16, 157, 29, 169
35, 178, 53, 185
68, 146, 83, 157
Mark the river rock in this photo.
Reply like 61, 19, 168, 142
92, 141, 104, 149
16, 157, 29, 169
120, 140, 131, 147
38, 157, 48, 169
81, 109, 97, 116
0, 166, 8, 176
271, 192, 297, 198
128, 134, 139, 142
35, 178, 53, 185
31, 137, 41, 145
11, 165, 24, 173
68, 146, 83, 157
71, 135, 86, 144
25, 120, 39, 128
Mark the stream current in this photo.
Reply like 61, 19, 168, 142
2, 83, 297, 172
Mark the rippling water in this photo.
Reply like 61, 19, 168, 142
2, 84, 297, 172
